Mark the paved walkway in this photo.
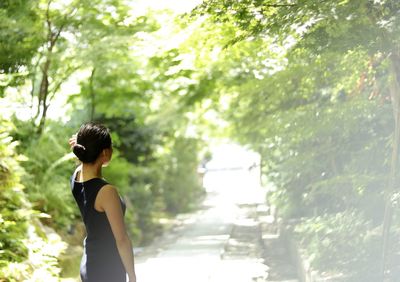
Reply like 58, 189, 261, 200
135, 165, 298, 282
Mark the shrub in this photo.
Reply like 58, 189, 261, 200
294, 211, 382, 281
0, 118, 66, 281
12, 120, 78, 229
162, 137, 204, 213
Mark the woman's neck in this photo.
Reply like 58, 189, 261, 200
79, 163, 102, 181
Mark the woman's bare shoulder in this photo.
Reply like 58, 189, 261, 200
98, 184, 120, 201
95, 184, 121, 212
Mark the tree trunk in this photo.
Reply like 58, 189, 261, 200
381, 52, 400, 281
37, 101, 49, 135
36, 58, 51, 135
35, 0, 63, 134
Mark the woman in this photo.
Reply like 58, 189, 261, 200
69, 122, 137, 282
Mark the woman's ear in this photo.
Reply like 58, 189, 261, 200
101, 148, 112, 167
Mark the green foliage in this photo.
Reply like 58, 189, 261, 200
8, 0, 400, 280
162, 137, 204, 213
266, 99, 391, 219
294, 211, 383, 281
0, 0, 208, 279
11, 118, 78, 229
0, 118, 65, 281
98, 116, 160, 164
128, 162, 165, 244
220, 44, 392, 279
190, 0, 400, 279
194, 0, 400, 54
0, 0, 43, 74
0, 120, 29, 266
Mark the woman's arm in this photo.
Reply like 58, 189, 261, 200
97, 185, 137, 282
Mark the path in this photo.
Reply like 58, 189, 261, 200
135, 144, 299, 282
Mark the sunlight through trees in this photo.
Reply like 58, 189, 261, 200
1, 0, 399, 281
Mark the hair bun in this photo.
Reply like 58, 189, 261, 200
73, 144, 87, 161
73, 122, 112, 163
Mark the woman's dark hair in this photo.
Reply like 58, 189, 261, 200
73, 122, 112, 163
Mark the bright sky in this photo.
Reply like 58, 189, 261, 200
133, 0, 202, 14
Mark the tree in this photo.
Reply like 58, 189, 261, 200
24, 0, 155, 134
0, 0, 43, 90
192, 0, 400, 279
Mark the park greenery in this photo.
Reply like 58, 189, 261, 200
1, 0, 400, 281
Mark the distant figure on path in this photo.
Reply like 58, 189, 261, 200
68, 122, 137, 282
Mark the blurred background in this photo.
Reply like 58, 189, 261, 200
1, 0, 400, 281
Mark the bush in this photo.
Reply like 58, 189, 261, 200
0, 118, 66, 281
162, 137, 205, 213
128, 162, 165, 244
0, 120, 29, 268
294, 211, 382, 281
11, 119, 78, 229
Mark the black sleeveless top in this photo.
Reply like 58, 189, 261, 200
70, 169, 127, 282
